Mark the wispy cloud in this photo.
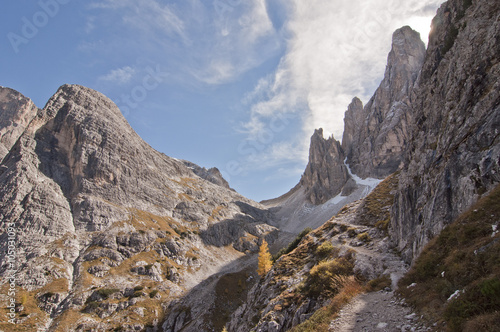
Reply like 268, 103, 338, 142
85, 0, 282, 86
189, 0, 282, 84
240, 0, 443, 172
89, 0, 188, 43
98, 66, 136, 84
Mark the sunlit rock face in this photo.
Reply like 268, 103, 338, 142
342, 26, 426, 179
391, 0, 500, 262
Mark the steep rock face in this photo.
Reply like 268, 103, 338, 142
301, 128, 351, 205
0, 84, 277, 331
0, 87, 39, 161
182, 160, 231, 190
391, 0, 500, 262
342, 26, 426, 179
340, 97, 364, 158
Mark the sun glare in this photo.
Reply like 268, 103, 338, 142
407, 16, 434, 46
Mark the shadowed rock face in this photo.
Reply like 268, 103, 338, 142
300, 128, 350, 205
390, 0, 500, 262
342, 26, 426, 179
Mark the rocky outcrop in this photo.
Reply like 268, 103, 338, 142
342, 26, 426, 179
262, 27, 424, 233
0, 87, 39, 161
182, 160, 231, 189
0, 84, 277, 331
390, 0, 500, 262
301, 129, 351, 205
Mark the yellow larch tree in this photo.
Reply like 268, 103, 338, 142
257, 239, 273, 277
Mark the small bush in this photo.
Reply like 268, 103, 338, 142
97, 288, 120, 299
301, 256, 355, 297
149, 290, 159, 298
315, 241, 337, 259
273, 228, 312, 262
367, 274, 392, 292
347, 228, 357, 238
133, 286, 144, 291
375, 219, 390, 231
357, 232, 371, 243
130, 291, 144, 298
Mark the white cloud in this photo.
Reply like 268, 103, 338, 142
99, 66, 136, 84
89, 0, 188, 43
241, 0, 443, 171
189, 0, 282, 85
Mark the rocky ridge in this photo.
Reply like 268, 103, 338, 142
0, 84, 277, 331
228, 178, 411, 331
390, 0, 500, 262
0, 87, 39, 162
342, 26, 426, 179
227, 0, 500, 329
262, 26, 424, 235
300, 128, 352, 205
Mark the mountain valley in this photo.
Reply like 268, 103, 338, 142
0, 0, 499, 331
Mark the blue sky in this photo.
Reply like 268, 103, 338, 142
1, 0, 442, 201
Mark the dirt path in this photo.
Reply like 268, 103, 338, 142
328, 290, 430, 332
325, 203, 432, 332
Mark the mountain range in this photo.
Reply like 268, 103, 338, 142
0, 0, 499, 330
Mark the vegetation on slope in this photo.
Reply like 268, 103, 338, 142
357, 172, 399, 231
398, 185, 500, 331
273, 227, 312, 262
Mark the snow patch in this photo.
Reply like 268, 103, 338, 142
344, 158, 383, 192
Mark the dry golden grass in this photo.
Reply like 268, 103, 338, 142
398, 184, 500, 331
208, 205, 227, 223
291, 276, 364, 332
123, 208, 191, 237
0, 277, 72, 331
49, 309, 83, 332
358, 172, 399, 229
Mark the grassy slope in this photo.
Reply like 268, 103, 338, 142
398, 185, 500, 331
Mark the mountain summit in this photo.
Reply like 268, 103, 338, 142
0, 84, 276, 331
0, 0, 499, 330
342, 25, 426, 179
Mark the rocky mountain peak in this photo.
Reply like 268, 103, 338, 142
341, 97, 364, 163
0, 84, 278, 331
300, 128, 351, 205
342, 25, 426, 179
391, 0, 500, 262
0, 86, 39, 161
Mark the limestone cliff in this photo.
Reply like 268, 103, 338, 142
301, 129, 351, 205
0, 84, 277, 331
342, 26, 426, 179
261, 27, 425, 234
227, 1, 500, 329
0, 87, 39, 162
390, 0, 500, 262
